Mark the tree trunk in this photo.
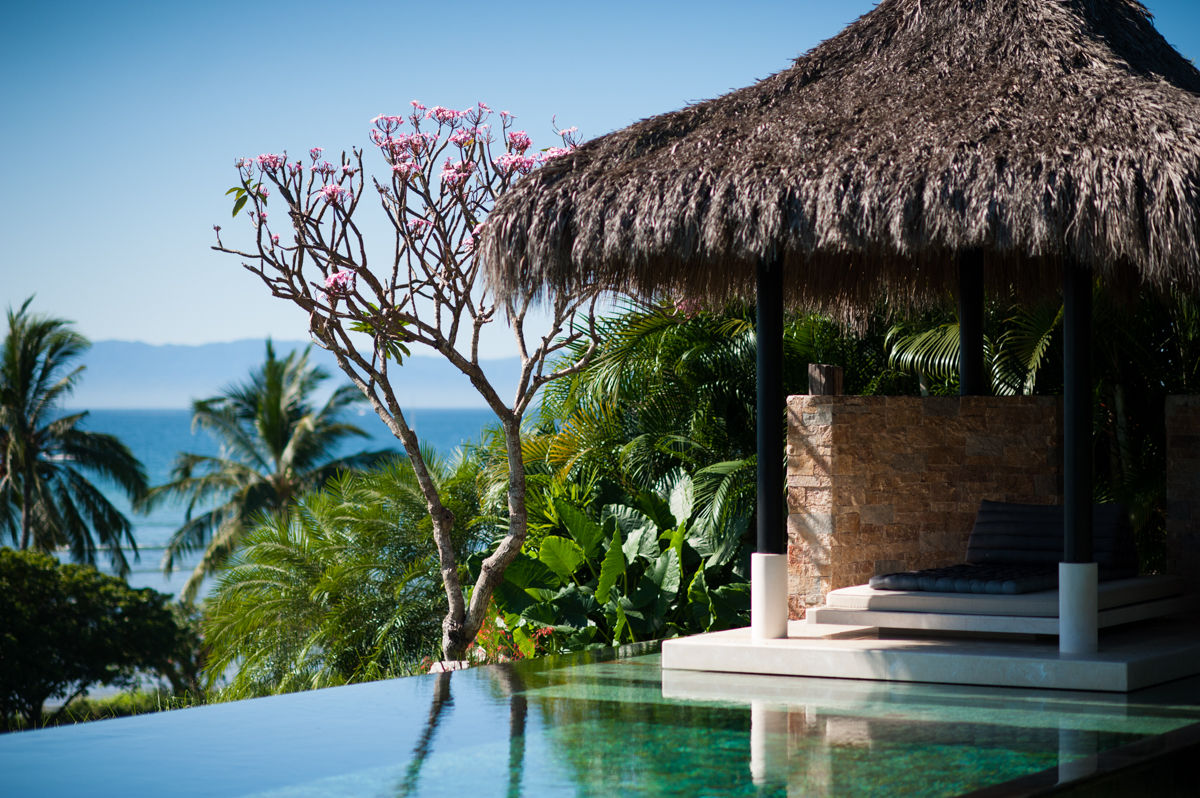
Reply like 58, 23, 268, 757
442, 414, 530, 661
19, 472, 32, 550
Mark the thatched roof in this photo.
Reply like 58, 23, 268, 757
482, 0, 1200, 312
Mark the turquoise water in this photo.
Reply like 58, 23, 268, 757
72, 407, 496, 597
4, 648, 1200, 797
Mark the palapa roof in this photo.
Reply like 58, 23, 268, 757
482, 0, 1200, 312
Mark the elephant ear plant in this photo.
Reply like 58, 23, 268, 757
471, 470, 750, 657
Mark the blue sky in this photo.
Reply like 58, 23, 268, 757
2, 0, 1198, 355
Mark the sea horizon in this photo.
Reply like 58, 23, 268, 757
71, 407, 500, 599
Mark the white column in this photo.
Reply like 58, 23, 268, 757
750, 701, 789, 786
752, 553, 789, 639
1059, 562, 1098, 655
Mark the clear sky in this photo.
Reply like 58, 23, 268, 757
2, 0, 1198, 356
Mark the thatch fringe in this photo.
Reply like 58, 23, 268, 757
482, 0, 1200, 315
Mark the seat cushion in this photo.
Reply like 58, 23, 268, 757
869, 563, 1058, 594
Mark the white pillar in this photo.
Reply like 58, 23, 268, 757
752, 553, 789, 640
1059, 562, 1098, 655
750, 701, 789, 786
1057, 727, 1098, 785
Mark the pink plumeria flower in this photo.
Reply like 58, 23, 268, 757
271, 234, 280, 245
410, 100, 427, 112
495, 152, 538, 175
256, 153, 285, 171
558, 127, 578, 137
478, 101, 492, 112
540, 147, 572, 161
407, 218, 434, 237
449, 128, 476, 147
392, 162, 420, 180
256, 185, 269, 198
440, 159, 475, 188
342, 165, 358, 176
499, 110, 512, 119
371, 114, 405, 134
317, 184, 352, 206
309, 147, 323, 162
324, 270, 355, 294
507, 131, 532, 153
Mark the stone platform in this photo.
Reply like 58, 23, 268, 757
661, 617, 1200, 692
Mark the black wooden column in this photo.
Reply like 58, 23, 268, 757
958, 250, 986, 396
1063, 263, 1093, 563
757, 258, 785, 555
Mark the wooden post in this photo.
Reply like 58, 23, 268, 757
756, 259, 785, 556
1063, 263, 1093, 564
958, 250, 986, 395
808, 364, 844, 396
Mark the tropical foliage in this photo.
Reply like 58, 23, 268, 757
202, 454, 483, 698
474, 469, 751, 657
142, 341, 395, 602
0, 298, 147, 575
0, 548, 190, 728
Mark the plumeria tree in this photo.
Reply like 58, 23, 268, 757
214, 102, 598, 660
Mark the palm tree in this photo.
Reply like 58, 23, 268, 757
202, 452, 482, 698
142, 341, 395, 602
0, 298, 148, 576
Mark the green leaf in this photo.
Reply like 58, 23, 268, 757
687, 569, 713, 630
710, 582, 751, 630
553, 497, 604, 560
225, 186, 245, 197
232, 195, 248, 217
649, 548, 681, 609
538, 536, 585, 585
596, 528, 626, 604
658, 468, 694, 526
501, 554, 558, 591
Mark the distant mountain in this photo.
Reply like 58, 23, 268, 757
65, 339, 523, 410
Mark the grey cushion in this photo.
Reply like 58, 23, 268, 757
869, 563, 1058, 594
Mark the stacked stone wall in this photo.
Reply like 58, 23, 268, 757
1166, 396, 1200, 578
786, 395, 1062, 618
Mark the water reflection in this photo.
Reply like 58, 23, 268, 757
4, 650, 1200, 797
660, 669, 1198, 796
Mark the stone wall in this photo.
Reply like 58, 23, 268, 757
1166, 396, 1200, 578
786, 395, 1062, 618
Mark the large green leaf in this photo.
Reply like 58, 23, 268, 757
551, 583, 598, 629
655, 468, 694, 526
553, 497, 604, 560
596, 528, 626, 604
538, 536, 585, 584
622, 525, 659, 565
604, 504, 656, 540
648, 548, 681, 614
502, 553, 558, 591
710, 582, 751, 630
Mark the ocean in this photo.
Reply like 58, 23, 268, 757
76, 407, 498, 598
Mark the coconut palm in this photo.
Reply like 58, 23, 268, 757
203, 451, 482, 698
0, 298, 148, 576
143, 341, 395, 602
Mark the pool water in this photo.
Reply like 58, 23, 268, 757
4, 645, 1200, 797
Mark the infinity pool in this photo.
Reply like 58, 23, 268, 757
3, 645, 1199, 796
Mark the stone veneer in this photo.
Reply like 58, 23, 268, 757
786, 395, 1062, 619
1166, 396, 1200, 578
